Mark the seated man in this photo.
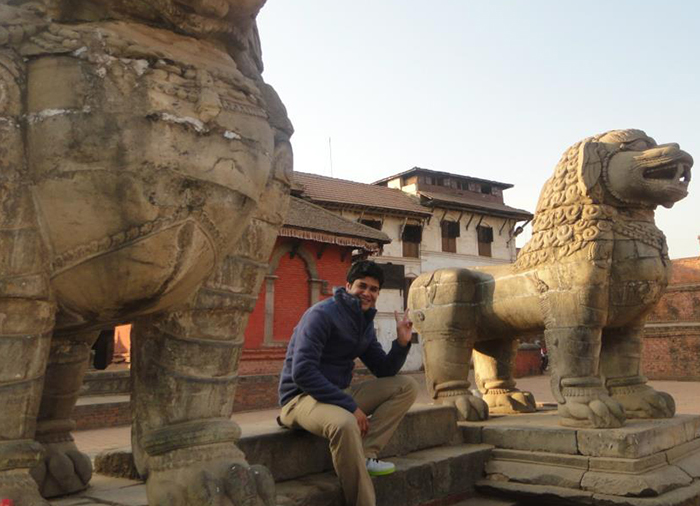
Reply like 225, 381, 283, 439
278, 260, 418, 506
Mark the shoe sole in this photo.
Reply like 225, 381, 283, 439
368, 468, 395, 477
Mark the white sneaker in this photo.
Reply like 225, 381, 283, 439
366, 458, 395, 476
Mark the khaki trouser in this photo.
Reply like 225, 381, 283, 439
279, 375, 419, 506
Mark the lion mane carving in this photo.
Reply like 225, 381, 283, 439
0, 1, 290, 504
409, 129, 693, 428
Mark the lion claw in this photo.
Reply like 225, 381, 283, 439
443, 394, 489, 421
30, 441, 92, 498
559, 392, 626, 428
483, 389, 537, 415
148, 457, 275, 506
610, 384, 676, 419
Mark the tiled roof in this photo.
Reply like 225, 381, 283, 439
372, 166, 514, 189
418, 191, 533, 220
284, 197, 391, 243
293, 172, 431, 217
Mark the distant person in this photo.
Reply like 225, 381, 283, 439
278, 260, 418, 506
537, 340, 548, 373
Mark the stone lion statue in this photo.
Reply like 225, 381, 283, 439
0, 1, 292, 504
409, 129, 692, 429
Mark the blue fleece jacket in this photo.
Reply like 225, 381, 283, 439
278, 287, 411, 413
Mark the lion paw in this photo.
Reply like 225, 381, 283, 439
610, 384, 676, 419
147, 459, 275, 506
441, 394, 489, 421
483, 389, 537, 415
30, 440, 92, 498
558, 390, 626, 428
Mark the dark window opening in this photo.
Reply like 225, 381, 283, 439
441, 221, 460, 253
402, 224, 422, 258
403, 276, 416, 310
481, 185, 492, 195
379, 263, 405, 290
360, 219, 382, 231
477, 225, 493, 257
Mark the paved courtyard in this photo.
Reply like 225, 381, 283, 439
73, 374, 700, 458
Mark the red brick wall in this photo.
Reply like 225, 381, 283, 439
272, 252, 311, 343
642, 256, 700, 380
243, 238, 353, 353
514, 347, 541, 378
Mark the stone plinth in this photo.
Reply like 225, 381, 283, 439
464, 412, 700, 506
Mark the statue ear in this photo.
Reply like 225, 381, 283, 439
577, 141, 603, 193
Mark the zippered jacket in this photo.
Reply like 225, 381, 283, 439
278, 287, 411, 412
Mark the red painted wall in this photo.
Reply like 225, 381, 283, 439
243, 238, 354, 351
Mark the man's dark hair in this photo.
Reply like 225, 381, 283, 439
347, 260, 384, 288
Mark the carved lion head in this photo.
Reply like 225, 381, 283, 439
515, 129, 693, 271
594, 130, 692, 209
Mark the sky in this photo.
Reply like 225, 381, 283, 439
256, 1, 699, 258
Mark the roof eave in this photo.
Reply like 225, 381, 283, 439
421, 199, 533, 221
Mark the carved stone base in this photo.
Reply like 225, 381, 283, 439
462, 412, 700, 506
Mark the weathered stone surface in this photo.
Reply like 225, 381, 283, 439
491, 448, 589, 469
228, 403, 461, 482
479, 478, 700, 506
275, 444, 492, 506
581, 465, 692, 497
0, 1, 292, 505
668, 439, 700, 478
481, 424, 578, 455
410, 129, 693, 429
477, 413, 700, 505
486, 459, 586, 489
477, 479, 595, 505
577, 415, 700, 458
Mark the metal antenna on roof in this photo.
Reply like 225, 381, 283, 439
328, 137, 334, 178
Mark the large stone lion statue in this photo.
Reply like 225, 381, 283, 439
0, 1, 292, 504
409, 129, 693, 429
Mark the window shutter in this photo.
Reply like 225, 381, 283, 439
402, 224, 422, 243
441, 221, 460, 238
449, 221, 460, 238
477, 226, 493, 243
379, 263, 405, 289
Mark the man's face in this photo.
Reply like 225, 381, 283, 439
346, 276, 381, 311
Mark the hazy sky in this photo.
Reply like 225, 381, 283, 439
257, 1, 699, 258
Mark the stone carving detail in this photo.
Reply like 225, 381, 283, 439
0, 1, 292, 504
410, 129, 692, 428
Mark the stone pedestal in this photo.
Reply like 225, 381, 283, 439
462, 411, 700, 506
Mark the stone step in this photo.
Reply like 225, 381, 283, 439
58, 443, 492, 506
449, 497, 519, 506
274, 443, 492, 506
95, 403, 465, 483
239, 403, 463, 482
81, 369, 131, 396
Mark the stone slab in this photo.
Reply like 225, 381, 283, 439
581, 464, 693, 497
238, 403, 461, 482
461, 412, 700, 459
275, 444, 492, 506
577, 415, 700, 459
478, 478, 700, 506
486, 458, 585, 489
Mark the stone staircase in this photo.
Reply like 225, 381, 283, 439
91, 403, 509, 506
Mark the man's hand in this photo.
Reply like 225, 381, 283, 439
395, 309, 413, 347
353, 407, 369, 437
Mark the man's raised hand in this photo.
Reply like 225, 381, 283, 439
395, 309, 413, 347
